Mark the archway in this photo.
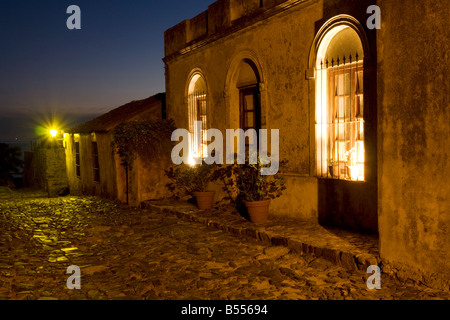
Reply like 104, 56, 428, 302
310, 15, 378, 233
225, 51, 265, 136
315, 25, 365, 181
186, 71, 208, 162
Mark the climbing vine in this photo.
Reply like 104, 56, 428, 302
111, 118, 176, 169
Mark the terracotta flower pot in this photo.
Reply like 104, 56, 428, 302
193, 191, 215, 210
244, 199, 271, 224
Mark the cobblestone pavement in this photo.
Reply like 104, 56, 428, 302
0, 189, 449, 300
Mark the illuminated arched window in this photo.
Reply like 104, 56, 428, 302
187, 73, 207, 162
316, 25, 365, 181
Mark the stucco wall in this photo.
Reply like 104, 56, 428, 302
112, 147, 173, 207
64, 134, 104, 197
96, 133, 118, 199
377, 0, 449, 285
125, 153, 173, 207
64, 135, 80, 195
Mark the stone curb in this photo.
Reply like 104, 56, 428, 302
142, 202, 380, 273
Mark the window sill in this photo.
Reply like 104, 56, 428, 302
317, 177, 366, 183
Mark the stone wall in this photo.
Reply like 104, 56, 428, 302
28, 146, 68, 197
377, 0, 449, 288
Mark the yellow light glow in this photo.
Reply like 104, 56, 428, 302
50, 129, 57, 137
349, 165, 359, 181
188, 153, 199, 167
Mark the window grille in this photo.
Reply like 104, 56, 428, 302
316, 54, 365, 181
188, 90, 207, 160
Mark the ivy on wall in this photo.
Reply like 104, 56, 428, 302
111, 119, 176, 169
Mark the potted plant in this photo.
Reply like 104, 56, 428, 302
165, 161, 217, 210
216, 154, 286, 223
328, 158, 338, 178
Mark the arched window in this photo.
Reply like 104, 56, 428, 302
315, 25, 365, 181
187, 73, 208, 162
236, 59, 261, 134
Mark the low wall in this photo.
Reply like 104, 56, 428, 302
26, 146, 68, 197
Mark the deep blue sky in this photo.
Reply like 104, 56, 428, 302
0, 0, 215, 141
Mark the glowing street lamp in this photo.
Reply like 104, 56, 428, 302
50, 129, 58, 137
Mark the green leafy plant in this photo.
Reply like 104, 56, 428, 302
111, 119, 176, 168
215, 153, 287, 203
165, 162, 218, 198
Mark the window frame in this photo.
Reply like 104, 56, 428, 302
328, 62, 364, 180
239, 85, 261, 132
187, 72, 208, 161
316, 59, 365, 181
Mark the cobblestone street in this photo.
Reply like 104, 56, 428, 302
0, 188, 448, 300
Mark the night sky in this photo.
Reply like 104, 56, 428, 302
0, 0, 215, 141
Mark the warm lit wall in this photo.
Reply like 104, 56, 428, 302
96, 133, 118, 200
114, 149, 173, 207
377, 0, 449, 287
80, 134, 101, 195
64, 135, 80, 194
126, 153, 173, 207
64, 134, 107, 197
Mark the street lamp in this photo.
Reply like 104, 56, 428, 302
50, 129, 58, 137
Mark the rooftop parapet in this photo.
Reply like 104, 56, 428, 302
164, 0, 290, 58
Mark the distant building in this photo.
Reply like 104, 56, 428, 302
64, 93, 170, 206
163, 0, 449, 289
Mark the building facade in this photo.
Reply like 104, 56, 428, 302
64, 93, 171, 206
164, 0, 449, 288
